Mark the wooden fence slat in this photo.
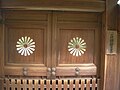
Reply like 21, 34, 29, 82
86, 79, 90, 90
17, 79, 21, 90
92, 78, 96, 90
75, 79, 79, 90
63, 80, 68, 90
11, 79, 15, 90
28, 79, 32, 90
52, 80, 56, 90
70, 80, 73, 90
35, 79, 39, 90
97, 79, 100, 90
46, 80, 50, 90
81, 79, 85, 90
23, 79, 26, 90
40, 79, 44, 90
58, 80, 62, 90
2, 79, 4, 90
20, 79, 22, 90
6, 78, 9, 90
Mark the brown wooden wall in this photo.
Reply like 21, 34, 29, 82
118, 5, 120, 90
103, 0, 119, 90
0, 0, 120, 90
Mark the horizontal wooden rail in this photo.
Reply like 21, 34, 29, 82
1, 0, 105, 12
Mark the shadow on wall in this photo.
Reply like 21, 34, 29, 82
0, 80, 1, 89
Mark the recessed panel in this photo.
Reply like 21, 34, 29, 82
59, 29, 95, 64
6, 28, 45, 64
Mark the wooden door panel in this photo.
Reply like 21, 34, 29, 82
2, 10, 101, 77
55, 26, 98, 76
59, 29, 94, 64
6, 28, 45, 65
3, 10, 48, 21
53, 12, 101, 77
3, 10, 51, 76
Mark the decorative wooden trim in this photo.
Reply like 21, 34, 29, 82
16, 36, 36, 56
56, 65, 96, 76
2, 77, 100, 90
0, 11, 4, 90
118, 7, 120, 34
0, 10, 2, 24
4, 66, 47, 76
1, 0, 105, 12
0, 10, 4, 78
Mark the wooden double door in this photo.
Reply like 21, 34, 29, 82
3, 10, 102, 78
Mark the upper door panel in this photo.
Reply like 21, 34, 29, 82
52, 12, 101, 77
3, 10, 52, 76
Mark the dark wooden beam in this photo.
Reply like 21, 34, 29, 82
118, 5, 120, 90
0, 8, 4, 90
1, 0, 105, 12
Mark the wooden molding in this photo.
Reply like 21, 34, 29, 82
118, 7, 120, 34
0, 10, 4, 78
0, 10, 2, 20
4, 66, 47, 76
1, 0, 105, 12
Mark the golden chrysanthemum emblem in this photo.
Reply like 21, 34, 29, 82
16, 36, 35, 56
68, 37, 86, 56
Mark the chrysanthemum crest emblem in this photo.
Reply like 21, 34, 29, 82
16, 36, 35, 56
68, 37, 86, 56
